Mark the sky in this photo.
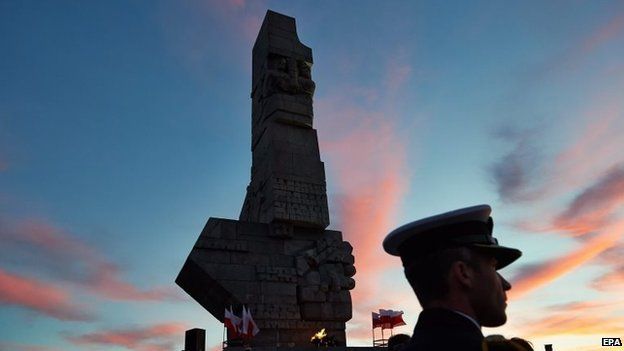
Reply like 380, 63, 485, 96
1, 1, 624, 350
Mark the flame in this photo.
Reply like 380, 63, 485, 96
311, 328, 327, 342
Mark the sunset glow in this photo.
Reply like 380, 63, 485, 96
2, 1, 623, 351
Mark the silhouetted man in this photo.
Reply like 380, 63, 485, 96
383, 205, 522, 351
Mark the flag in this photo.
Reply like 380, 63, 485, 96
224, 306, 241, 337
379, 309, 406, 329
379, 309, 393, 329
372, 312, 383, 328
242, 306, 260, 338
390, 310, 406, 327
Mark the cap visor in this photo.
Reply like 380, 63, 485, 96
471, 244, 522, 269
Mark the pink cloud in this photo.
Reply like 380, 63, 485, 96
525, 12, 624, 82
579, 13, 624, 56
65, 323, 187, 351
590, 244, 624, 291
518, 299, 624, 338
551, 165, 624, 235
1, 217, 181, 302
548, 104, 624, 198
315, 51, 415, 344
0, 268, 93, 321
87, 262, 180, 301
508, 218, 624, 300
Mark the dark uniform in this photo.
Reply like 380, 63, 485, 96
383, 205, 523, 351
404, 308, 483, 351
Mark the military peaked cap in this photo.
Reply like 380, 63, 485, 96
383, 205, 521, 269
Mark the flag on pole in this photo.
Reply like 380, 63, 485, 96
390, 310, 406, 327
379, 309, 406, 329
224, 306, 242, 337
372, 312, 383, 328
242, 306, 260, 338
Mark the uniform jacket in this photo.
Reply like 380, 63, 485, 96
402, 308, 484, 351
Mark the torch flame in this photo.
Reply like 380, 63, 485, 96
311, 328, 327, 342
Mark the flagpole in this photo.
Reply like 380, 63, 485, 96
381, 328, 385, 346
222, 322, 226, 350
371, 327, 374, 347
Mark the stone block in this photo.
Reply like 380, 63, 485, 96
340, 241, 353, 254
304, 271, 321, 285
284, 239, 314, 255
193, 250, 230, 264
343, 254, 355, 265
202, 263, 255, 281
298, 286, 325, 302
300, 302, 336, 320
261, 281, 297, 296
236, 221, 268, 237
328, 291, 351, 303
195, 238, 248, 252
260, 293, 297, 304
269, 221, 294, 238
269, 254, 294, 267
229, 252, 270, 265
333, 302, 352, 320
343, 264, 356, 277
244, 238, 284, 253
340, 277, 355, 290
296, 256, 309, 275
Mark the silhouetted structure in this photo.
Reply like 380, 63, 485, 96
176, 10, 355, 347
544, 345, 553, 351
185, 328, 206, 351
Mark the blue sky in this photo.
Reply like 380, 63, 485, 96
2, 1, 624, 351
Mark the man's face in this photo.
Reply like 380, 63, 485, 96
468, 252, 511, 327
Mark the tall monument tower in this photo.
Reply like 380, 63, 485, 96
176, 10, 355, 347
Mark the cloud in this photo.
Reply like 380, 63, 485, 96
523, 313, 624, 336
518, 12, 624, 87
65, 323, 186, 351
589, 244, 624, 291
489, 126, 545, 202
315, 49, 417, 345
0, 268, 94, 321
551, 165, 624, 235
519, 299, 624, 337
511, 162, 624, 238
578, 13, 624, 56
508, 218, 624, 299
0, 217, 181, 302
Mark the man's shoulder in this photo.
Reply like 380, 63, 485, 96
404, 308, 484, 351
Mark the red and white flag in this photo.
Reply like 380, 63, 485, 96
242, 306, 260, 338
372, 312, 383, 329
379, 309, 406, 329
224, 306, 241, 336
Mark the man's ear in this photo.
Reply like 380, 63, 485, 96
450, 261, 475, 288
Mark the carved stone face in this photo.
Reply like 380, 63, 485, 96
298, 60, 311, 79
269, 54, 289, 73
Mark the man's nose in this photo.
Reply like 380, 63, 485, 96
498, 273, 512, 291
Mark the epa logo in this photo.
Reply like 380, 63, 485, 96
602, 338, 622, 347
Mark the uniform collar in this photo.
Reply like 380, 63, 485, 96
415, 308, 483, 336
450, 309, 481, 330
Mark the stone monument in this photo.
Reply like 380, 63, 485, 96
176, 10, 356, 347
